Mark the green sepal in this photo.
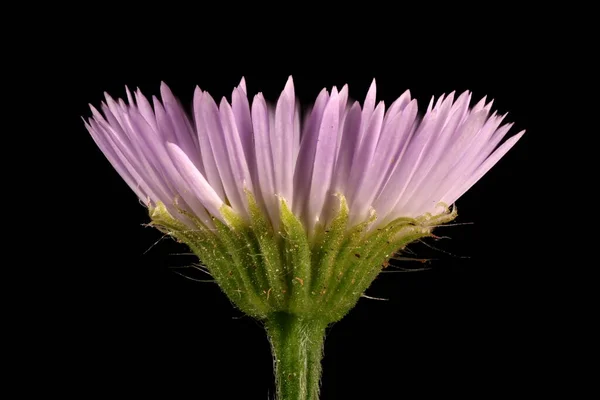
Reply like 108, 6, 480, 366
246, 193, 288, 309
309, 194, 349, 302
280, 197, 312, 313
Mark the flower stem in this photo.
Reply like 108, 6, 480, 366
265, 313, 328, 400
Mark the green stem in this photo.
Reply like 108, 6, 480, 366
265, 313, 328, 400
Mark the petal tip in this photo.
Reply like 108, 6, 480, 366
238, 76, 247, 91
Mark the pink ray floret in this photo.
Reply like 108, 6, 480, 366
85, 77, 524, 231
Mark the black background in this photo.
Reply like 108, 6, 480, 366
41, 16, 556, 399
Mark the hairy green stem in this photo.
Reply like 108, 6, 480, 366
265, 313, 328, 400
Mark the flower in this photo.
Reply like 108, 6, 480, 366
85, 76, 524, 400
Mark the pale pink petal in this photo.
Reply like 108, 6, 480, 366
441, 131, 525, 205
219, 97, 254, 212
293, 88, 329, 216
193, 87, 225, 201
306, 88, 340, 231
252, 93, 278, 225
273, 76, 296, 203
331, 102, 362, 194
167, 143, 226, 222
200, 92, 246, 216
347, 101, 385, 220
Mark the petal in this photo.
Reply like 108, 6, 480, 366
382, 90, 411, 127
125, 86, 135, 106
355, 78, 377, 149
273, 76, 296, 203
306, 88, 340, 231
153, 96, 178, 144
292, 101, 301, 168
238, 76, 247, 94
251, 93, 278, 225
471, 95, 488, 113
293, 88, 329, 216
160, 82, 200, 161
200, 92, 246, 216
220, 97, 254, 207
347, 101, 385, 219
337, 84, 349, 117
231, 86, 255, 179
166, 143, 226, 221
332, 84, 350, 168
103, 94, 128, 129
134, 89, 158, 132
331, 101, 362, 194
441, 131, 525, 205
193, 87, 225, 200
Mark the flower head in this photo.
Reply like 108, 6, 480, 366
85, 77, 523, 320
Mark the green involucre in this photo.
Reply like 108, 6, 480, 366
149, 195, 457, 322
